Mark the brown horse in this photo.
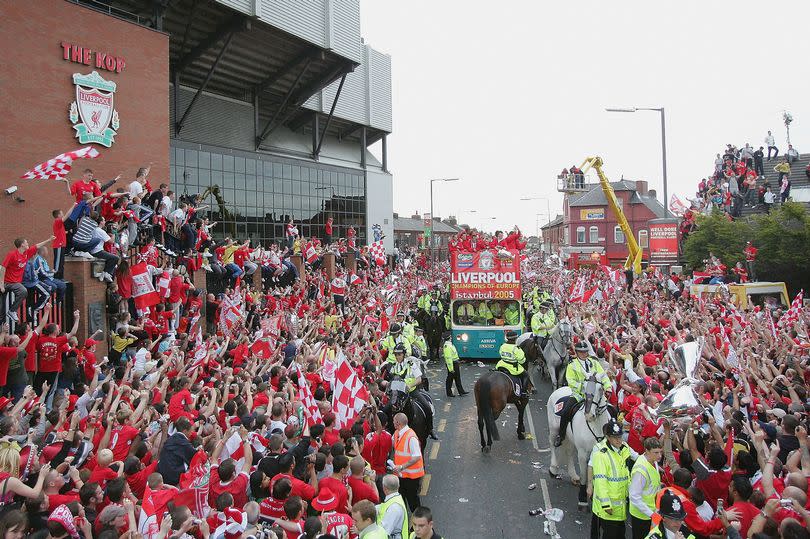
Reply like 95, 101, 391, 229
474, 370, 529, 453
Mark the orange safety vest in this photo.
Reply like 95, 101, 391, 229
394, 428, 424, 479
651, 486, 687, 526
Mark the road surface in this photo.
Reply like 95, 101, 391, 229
419, 360, 592, 538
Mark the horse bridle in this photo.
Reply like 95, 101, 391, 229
545, 322, 572, 360
583, 381, 609, 442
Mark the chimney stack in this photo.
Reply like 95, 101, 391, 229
635, 180, 648, 195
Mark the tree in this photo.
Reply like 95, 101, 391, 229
682, 203, 810, 295
751, 202, 810, 295
682, 210, 751, 272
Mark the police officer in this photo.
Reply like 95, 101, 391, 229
644, 490, 696, 539
380, 323, 413, 365
503, 301, 521, 327
413, 326, 428, 359
397, 312, 417, 345
531, 300, 557, 350
442, 331, 467, 397
477, 300, 494, 326
455, 301, 475, 325
390, 344, 437, 440
590, 419, 633, 539
495, 330, 528, 396
555, 340, 611, 447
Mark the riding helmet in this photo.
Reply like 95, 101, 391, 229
442, 331, 452, 340
574, 341, 589, 352
657, 490, 687, 520
504, 329, 518, 341
393, 343, 407, 355
390, 323, 402, 334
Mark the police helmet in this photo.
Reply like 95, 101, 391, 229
574, 341, 590, 352
603, 419, 622, 438
415, 326, 424, 333
396, 311, 406, 318
390, 323, 402, 334
504, 330, 519, 342
442, 331, 452, 340
393, 343, 407, 355
657, 490, 687, 520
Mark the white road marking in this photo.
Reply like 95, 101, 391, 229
437, 419, 447, 433
429, 442, 441, 460
540, 478, 557, 536
525, 402, 540, 452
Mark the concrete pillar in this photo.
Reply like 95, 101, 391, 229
345, 251, 356, 273
291, 254, 304, 277
63, 258, 109, 359
323, 253, 336, 280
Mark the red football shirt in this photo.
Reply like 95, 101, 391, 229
70, 180, 100, 203
37, 334, 68, 373
347, 475, 379, 504
2, 247, 37, 284
208, 466, 250, 509
0, 347, 18, 386
109, 425, 140, 462
53, 219, 67, 249
318, 477, 350, 514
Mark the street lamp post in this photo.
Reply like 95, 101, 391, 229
520, 196, 552, 236
429, 178, 460, 269
605, 107, 669, 217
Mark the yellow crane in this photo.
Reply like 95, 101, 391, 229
578, 156, 643, 275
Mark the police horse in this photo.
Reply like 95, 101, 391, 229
546, 373, 612, 508
516, 319, 573, 388
385, 379, 430, 449
474, 368, 530, 453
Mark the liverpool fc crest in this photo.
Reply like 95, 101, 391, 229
69, 71, 119, 147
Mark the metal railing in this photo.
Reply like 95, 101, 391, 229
557, 174, 592, 192
2, 285, 73, 333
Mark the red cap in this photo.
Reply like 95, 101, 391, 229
0, 397, 12, 412
84, 338, 99, 348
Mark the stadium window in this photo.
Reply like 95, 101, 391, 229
614, 226, 624, 244
576, 226, 585, 244
589, 226, 598, 244
638, 229, 649, 248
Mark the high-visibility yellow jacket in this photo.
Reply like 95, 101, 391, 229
496, 343, 525, 376
591, 439, 631, 521
443, 340, 459, 372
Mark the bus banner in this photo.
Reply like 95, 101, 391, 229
450, 249, 521, 300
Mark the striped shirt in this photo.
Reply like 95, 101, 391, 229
73, 216, 98, 244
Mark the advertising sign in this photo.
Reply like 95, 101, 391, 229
649, 222, 679, 261
450, 249, 521, 300
580, 208, 605, 220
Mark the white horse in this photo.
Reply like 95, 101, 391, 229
546, 374, 611, 507
541, 319, 573, 388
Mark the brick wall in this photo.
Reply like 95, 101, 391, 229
63, 258, 109, 358
0, 0, 169, 251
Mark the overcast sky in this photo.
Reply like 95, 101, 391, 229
360, 1, 810, 235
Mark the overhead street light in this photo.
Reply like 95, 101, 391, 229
429, 178, 460, 269
606, 106, 670, 217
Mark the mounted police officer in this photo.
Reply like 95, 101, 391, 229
380, 323, 413, 366
495, 330, 529, 396
590, 419, 634, 539
390, 343, 437, 440
442, 331, 467, 397
531, 300, 557, 351
554, 340, 611, 447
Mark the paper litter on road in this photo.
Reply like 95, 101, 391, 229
458, 498, 469, 503
528, 483, 537, 490
575, 521, 582, 525
477, 361, 486, 367
453, 455, 461, 459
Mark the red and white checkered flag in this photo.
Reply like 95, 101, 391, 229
21, 147, 100, 180
778, 289, 804, 328
369, 240, 386, 266
332, 356, 369, 429
295, 365, 323, 427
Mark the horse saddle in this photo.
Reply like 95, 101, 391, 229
552, 395, 584, 417
496, 369, 525, 397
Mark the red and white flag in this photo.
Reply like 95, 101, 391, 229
568, 276, 586, 303
779, 290, 804, 328
175, 450, 211, 518
218, 293, 243, 337
669, 194, 689, 217
350, 272, 362, 286
369, 240, 386, 266
138, 485, 176, 539
332, 356, 370, 429
296, 365, 323, 427
131, 263, 160, 311
21, 146, 100, 180
156, 271, 171, 299
305, 243, 319, 264
768, 311, 778, 339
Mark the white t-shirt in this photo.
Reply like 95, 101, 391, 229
765, 134, 775, 146
160, 195, 173, 217
170, 208, 186, 225
129, 180, 144, 199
